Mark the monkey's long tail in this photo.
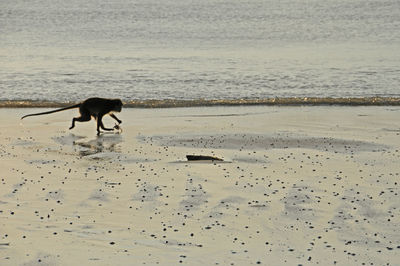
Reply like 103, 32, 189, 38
21, 104, 81, 119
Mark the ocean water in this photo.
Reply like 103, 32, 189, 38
1, 0, 399, 106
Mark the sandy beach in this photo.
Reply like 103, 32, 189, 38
0, 106, 399, 265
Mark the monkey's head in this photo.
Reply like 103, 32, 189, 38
113, 99, 123, 112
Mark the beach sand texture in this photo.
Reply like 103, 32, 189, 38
0, 106, 399, 265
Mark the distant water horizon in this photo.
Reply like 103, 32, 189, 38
1, 0, 399, 104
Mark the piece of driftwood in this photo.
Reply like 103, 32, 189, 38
186, 155, 224, 161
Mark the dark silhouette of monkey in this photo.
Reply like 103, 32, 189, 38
21, 97, 123, 135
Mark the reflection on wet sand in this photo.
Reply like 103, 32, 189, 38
53, 133, 123, 158
73, 134, 123, 157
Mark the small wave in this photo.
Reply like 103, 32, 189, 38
1, 97, 400, 108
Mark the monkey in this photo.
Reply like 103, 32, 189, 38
21, 97, 123, 135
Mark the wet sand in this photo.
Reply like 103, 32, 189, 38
0, 106, 399, 265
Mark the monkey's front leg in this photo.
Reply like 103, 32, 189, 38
110, 114, 122, 124
96, 116, 114, 135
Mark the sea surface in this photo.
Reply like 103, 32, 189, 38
1, 0, 399, 106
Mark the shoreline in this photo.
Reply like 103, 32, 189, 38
1, 96, 400, 108
1, 106, 399, 265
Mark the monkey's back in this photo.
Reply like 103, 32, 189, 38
80, 98, 122, 116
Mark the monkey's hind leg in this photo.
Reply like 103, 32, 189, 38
70, 114, 91, 130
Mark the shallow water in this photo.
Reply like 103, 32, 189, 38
1, 0, 399, 103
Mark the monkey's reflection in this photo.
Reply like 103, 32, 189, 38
73, 133, 122, 157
